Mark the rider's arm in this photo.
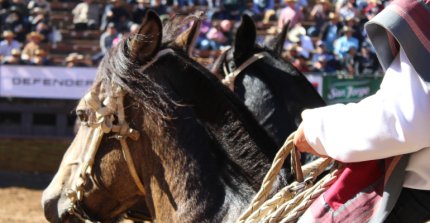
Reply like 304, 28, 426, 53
299, 48, 430, 162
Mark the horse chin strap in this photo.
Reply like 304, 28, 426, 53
222, 51, 268, 91
66, 85, 148, 222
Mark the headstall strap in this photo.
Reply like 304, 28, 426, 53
66, 48, 178, 222
66, 84, 146, 222
222, 52, 268, 91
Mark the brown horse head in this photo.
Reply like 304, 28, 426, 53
42, 11, 286, 223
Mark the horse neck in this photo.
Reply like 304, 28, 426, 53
157, 54, 282, 185
141, 103, 254, 222
133, 53, 286, 222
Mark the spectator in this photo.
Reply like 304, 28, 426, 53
363, 0, 383, 17
92, 22, 118, 64
277, 0, 304, 30
10, 0, 29, 17
28, 7, 48, 30
287, 24, 314, 59
311, 40, 334, 64
34, 21, 51, 42
344, 14, 365, 46
131, 0, 147, 24
194, 19, 213, 50
176, 0, 195, 8
27, 0, 50, 17
2, 6, 29, 42
311, 55, 337, 73
29, 48, 51, 65
261, 9, 276, 24
338, 0, 359, 20
363, 0, 383, 22
219, 19, 233, 46
0, 1, 10, 30
342, 45, 359, 75
100, 0, 131, 32
212, 0, 246, 20
149, 0, 168, 16
21, 31, 44, 62
319, 11, 342, 52
2, 48, 25, 64
0, 0, 11, 12
65, 52, 92, 67
205, 19, 233, 50
112, 22, 140, 46
0, 30, 22, 59
308, 0, 332, 35
333, 26, 359, 59
72, 0, 101, 30
355, 0, 368, 10
292, 53, 310, 72
283, 43, 300, 61
250, 0, 275, 21
356, 41, 381, 75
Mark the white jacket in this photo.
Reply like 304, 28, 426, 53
302, 48, 430, 190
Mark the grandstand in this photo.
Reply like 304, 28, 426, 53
0, 0, 386, 138
26, 0, 291, 67
44, 0, 228, 66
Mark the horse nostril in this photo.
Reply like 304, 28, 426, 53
42, 198, 61, 223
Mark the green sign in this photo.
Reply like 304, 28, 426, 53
322, 76, 383, 104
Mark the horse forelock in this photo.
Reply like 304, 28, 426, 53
94, 38, 180, 136
95, 12, 204, 114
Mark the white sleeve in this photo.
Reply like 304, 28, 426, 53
302, 48, 430, 162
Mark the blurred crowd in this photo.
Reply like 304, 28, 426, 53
0, 0, 385, 75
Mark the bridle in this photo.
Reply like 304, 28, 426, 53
221, 48, 269, 91
65, 47, 177, 222
65, 84, 148, 222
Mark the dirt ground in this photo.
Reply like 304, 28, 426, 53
0, 171, 134, 223
0, 187, 46, 223
0, 171, 52, 223
0, 139, 136, 223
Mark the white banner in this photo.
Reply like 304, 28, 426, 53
0, 65, 97, 99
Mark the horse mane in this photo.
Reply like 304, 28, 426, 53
94, 39, 177, 137
93, 14, 279, 178
93, 13, 206, 131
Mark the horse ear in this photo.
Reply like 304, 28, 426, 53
233, 14, 256, 60
129, 10, 162, 62
268, 20, 290, 57
174, 12, 203, 57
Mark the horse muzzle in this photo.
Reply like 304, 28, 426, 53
42, 189, 82, 223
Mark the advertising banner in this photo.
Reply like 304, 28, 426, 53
322, 75, 383, 104
1, 66, 382, 103
0, 65, 97, 99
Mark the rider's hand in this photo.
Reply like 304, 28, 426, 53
294, 123, 326, 157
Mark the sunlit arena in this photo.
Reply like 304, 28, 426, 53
1, 0, 430, 222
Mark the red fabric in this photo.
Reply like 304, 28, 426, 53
392, 0, 430, 45
324, 161, 384, 210
309, 187, 382, 222
301, 157, 404, 222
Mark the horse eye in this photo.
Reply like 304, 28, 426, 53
76, 109, 88, 122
